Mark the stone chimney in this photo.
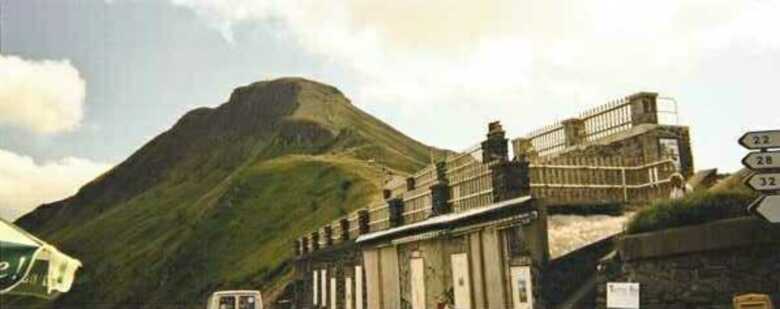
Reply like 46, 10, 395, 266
481, 121, 509, 163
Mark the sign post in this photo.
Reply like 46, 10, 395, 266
741, 130, 780, 223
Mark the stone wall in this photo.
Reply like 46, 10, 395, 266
513, 92, 694, 178
542, 235, 617, 306
595, 217, 780, 308
537, 124, 693, 178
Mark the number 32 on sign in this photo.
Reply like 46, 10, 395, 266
746, 173, 780, 192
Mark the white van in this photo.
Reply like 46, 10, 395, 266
206, 290, 263, 309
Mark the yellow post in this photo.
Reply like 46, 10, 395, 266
733, 294, 773, 309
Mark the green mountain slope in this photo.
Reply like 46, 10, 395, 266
9, 78, 442, 308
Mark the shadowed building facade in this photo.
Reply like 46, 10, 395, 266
292, 122, 550, 308
287, 92, 695, 308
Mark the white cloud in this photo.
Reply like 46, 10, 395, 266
0, 54, 87, 134
168, 0, 780, 166
169, 2, 780, 101
0, 149, 112, 221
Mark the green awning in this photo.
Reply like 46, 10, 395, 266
1, 219, 81, 299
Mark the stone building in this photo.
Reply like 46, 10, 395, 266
514, 92, 694, 207
292, 122, 550, 309
596, 217, 780, 307
287, 92, 696, 308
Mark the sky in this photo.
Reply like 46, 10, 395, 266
1, 0, 779, 220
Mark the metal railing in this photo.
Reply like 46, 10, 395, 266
299, 136, 683, 254
367, 201, 390, 233
529, 158, 678, 204
581, 98, 633, 142
527, 122, 566, 157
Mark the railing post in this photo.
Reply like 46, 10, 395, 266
387, 198, 404, 227
358, 209, 370, 234
339, 218, 350, 241
622, 168, 628, 202
311, 232, 320, 251
561, 118, 586, 147
302, 236, 309, 254
628, 92, 659, 125
324, 226, 333, 246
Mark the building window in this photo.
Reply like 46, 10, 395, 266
659, 138, 682, 171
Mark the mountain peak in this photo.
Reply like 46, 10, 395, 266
227, 77, 345, 106
12, 77, 446, 308
18, 77, 436, 229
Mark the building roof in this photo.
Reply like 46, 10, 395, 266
356, 195, 534, 244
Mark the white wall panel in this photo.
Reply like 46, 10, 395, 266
451, 253, 472, 309
410, 258, 426, 309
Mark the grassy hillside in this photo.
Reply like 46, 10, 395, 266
626, 170, 757, 234
6, 78, 443, 308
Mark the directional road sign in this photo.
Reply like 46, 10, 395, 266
742, 151, 780, 170
739, 130, 780, 150
748, 195, 780, 223
745, 173, 780, 192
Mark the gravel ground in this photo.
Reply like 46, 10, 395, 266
547, 213, 634, 258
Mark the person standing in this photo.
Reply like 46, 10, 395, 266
669, 173, 692, 199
